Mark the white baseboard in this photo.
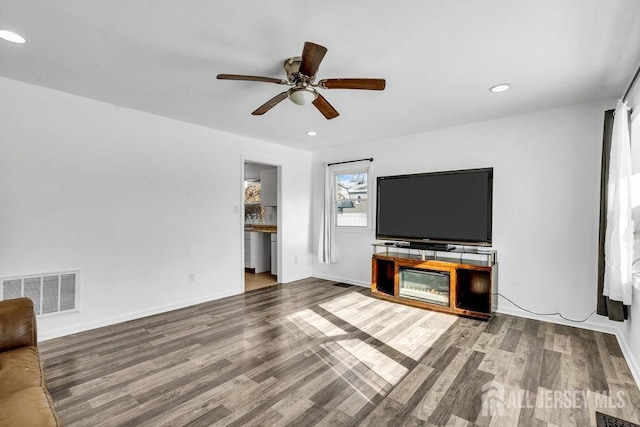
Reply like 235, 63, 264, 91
311, 273, 369, 288
38, 289, 241, 342
281, 273, 316, 284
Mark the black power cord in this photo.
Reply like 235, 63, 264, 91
494, 292, 596, 323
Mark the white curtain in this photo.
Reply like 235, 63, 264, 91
604, 99, 635, 305
318, 163, 338, 263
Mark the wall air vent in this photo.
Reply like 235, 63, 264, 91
1, 271, 79, 315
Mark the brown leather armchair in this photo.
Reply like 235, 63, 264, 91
0, 297, 61, 426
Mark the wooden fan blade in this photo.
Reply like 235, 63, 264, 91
252, 92, 288, 115
299, 42, 327, 78
217, 74, 287, 85
319, 78, 386, 90
312, 94, 339, 120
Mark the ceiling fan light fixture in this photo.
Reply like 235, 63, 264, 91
288, 87, 318, 105
489, 83, 511, 93
219, 41, 385, 119
0, 30, 26, 44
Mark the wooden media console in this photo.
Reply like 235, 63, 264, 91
371, 244, 497, 320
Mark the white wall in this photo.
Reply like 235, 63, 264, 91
313, 101, 622, 317
0, 77, 313, 340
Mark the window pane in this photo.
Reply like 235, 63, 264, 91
335, 172, 368, 227
244, 181, 261, 203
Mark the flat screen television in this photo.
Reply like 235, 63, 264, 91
376, 167, 493, 247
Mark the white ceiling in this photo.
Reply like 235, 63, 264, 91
1, 0, 640, 151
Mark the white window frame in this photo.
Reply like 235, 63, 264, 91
332, 162, 373, 233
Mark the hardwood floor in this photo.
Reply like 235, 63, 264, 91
39, 278, 640, 426
245, 271, 278, 291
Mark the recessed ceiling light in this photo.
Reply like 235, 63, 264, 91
305, 131, 318, 136
489, 83, 511, 93
0, 30, 26, 44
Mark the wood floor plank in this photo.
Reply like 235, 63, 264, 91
499, 327, 522, 353
595, 332, 623, 383
53, 343, 202, 410
183, 404, 233, 427
523, 318, 540, 336
624, 381, 640, 422
450, 367, 494, 424
514, 396, 546, 427
36, 278, 640, 426
484, 314, 506, 334
485, 316, 514, 350
580, 335, 610, 393
157, 375, 254, 427
315, 408, 352, 426
357, 397, 403, 427
603, 333, 624, 357
477, 347, 514, 376
286, 403, 329, 427
450, 319, 485, 350
222, 365, 327, 426
386, 363, 435, 405
552, 332, 572, 355
569, 332, 591, 392
538, 349, 562, 391
427, 350, 487, 425
520, 336, 545, 393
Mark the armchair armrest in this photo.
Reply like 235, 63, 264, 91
0, 297, 37, 352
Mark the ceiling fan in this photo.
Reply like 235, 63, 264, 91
217, 41, 386, 120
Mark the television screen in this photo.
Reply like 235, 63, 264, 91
376, 168, 493, 246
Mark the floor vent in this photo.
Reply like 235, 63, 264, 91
1, 271, 79, 316
333, 282, 353, 288
596, 412, 640, 427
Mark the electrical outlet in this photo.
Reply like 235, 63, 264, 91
189, 273, 196, 283
294, 257, 298, 264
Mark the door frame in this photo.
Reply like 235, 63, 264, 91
241, 158, 282, 291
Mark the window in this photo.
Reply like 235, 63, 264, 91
244, 180, 264, 223
333, 164, 371, 229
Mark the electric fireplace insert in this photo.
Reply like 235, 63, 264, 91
399, 268, 450, 306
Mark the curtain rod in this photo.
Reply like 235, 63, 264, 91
622, 62, 640, 103
327, 157, 373, 167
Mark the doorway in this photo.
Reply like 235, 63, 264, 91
243, 161, 280, 291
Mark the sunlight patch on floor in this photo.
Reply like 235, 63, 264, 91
287, 308, 348, 337
335, 337, 407, 385
281, 289, 458, 400
320, 291, 457, 362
